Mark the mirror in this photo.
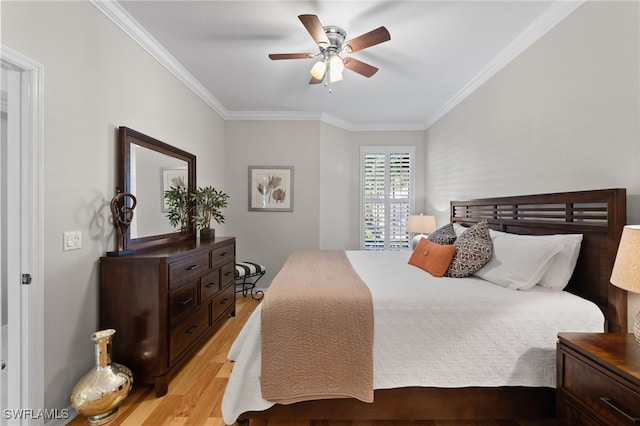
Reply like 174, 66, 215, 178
118, 126, 196, 251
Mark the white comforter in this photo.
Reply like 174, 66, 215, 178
221, 250, 604, 424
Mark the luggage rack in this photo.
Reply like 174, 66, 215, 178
235, 261, 265, 300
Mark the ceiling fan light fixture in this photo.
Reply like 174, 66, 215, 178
310, 59, 326, 80
329, 54, 344, 82
269, 14, 390, 89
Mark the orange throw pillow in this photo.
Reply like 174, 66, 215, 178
408, 238, 457, 277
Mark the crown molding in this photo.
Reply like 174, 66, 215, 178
339, 120, 429, 132
90, 0, 228, 117
93, 0, 582, 132
224, 110, 323, 121
424, 0, 584, 129
90, 0, 428, 131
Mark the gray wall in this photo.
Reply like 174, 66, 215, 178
225, 121, 426, 286
424, 1, 640, 327
2, 0, 227, 411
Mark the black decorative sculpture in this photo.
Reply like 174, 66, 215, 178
107, 190, 137, 257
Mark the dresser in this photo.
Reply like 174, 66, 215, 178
557, 332, 640, 425
100, 237, 236, 397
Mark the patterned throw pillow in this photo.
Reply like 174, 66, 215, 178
428, 223, 457, 245
446, 220, 493, 278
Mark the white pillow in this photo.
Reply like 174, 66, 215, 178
453, 223, 468, 237
488, 229, 582, 290
535, 234, 582, 290
473, 233, 563, 290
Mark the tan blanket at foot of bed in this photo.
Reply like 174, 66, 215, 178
261, 250, 374, 404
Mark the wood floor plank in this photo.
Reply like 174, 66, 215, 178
140, 394, 185, 425
215, 359, 234, 379
170, 357, 223, 396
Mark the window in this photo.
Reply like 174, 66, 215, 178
360, 146, 415, 250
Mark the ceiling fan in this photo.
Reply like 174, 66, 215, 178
269, 14, 391, 91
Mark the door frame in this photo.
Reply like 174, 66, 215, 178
1, 44, 45, 421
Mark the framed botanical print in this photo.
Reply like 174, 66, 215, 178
248, 166, 293, 212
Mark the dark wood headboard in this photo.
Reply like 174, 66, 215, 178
450, 188, 627, 332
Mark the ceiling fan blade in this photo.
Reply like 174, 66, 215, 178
299, 14, 330, 47
343, 57, 378, 78
309, 75, 324, 85
344, 26, 390, 53
269, 53, 315, 60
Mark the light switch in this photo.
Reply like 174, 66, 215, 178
63, 231, 82, 251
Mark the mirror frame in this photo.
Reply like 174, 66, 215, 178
118, 126, 196, 251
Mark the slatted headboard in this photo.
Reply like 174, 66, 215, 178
450, 188, 627, 332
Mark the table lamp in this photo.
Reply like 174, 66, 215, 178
407, 214, 437, 248
610, 225, 640, 343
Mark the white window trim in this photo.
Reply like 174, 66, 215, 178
359, 146, 415, 250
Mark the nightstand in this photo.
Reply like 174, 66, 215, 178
557, 333, 640, 425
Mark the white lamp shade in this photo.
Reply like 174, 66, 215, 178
329, 55, 344, 82
310, 60, 326, 80
407, 215, 437, 234
611, 225, 640, 293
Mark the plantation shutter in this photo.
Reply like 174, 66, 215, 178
360, 146, 415, 251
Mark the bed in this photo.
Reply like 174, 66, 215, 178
222, 188, 627, 424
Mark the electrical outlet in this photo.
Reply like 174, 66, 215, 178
63, 231, 82, 251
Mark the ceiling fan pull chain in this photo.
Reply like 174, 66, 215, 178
324, 56, 329, 87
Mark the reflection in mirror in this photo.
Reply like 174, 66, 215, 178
129, 143, 187, 239
119, 127, 196, 252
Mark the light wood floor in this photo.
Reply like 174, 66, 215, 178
67, 295, 556, 426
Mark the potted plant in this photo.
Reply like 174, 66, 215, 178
190, 185, 230, 240
163, 185, 190, 231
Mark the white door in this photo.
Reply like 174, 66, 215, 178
1, 45, 44, 426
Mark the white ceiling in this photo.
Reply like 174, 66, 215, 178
110, 1, 582, 131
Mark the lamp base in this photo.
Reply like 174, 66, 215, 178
412, 234, 426, 249
634, 310, 640, 344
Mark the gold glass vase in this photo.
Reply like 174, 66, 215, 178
70, 329, 133, 425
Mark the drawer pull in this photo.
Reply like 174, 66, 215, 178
224, 271, 232, 277
186, 325, 198, 334
219, 252, 229, 257
186, 264, 200, 271
179, 297, 194, 305
600, 397, 640, 423
205, 282, 216, 288
220, 298, 228, 305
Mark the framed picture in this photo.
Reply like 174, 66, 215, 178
248, 166, 294, 212
161, 167, 188, 212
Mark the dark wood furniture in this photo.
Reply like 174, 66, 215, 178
557, 333, 640, 425
118, 126, 197, 252
100, 237, 236, 397
240, 188, 627, 422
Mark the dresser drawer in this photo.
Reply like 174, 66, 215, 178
100, 237, 236, 398
201, 269, 221, 301
560, 349, 640, 425
169, 281, 198, 325
169, 305, 209, 363
221, 261, 235, 287
168, 252, 210, 289
212, 283, 235, 322
211, 244, 234, 268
